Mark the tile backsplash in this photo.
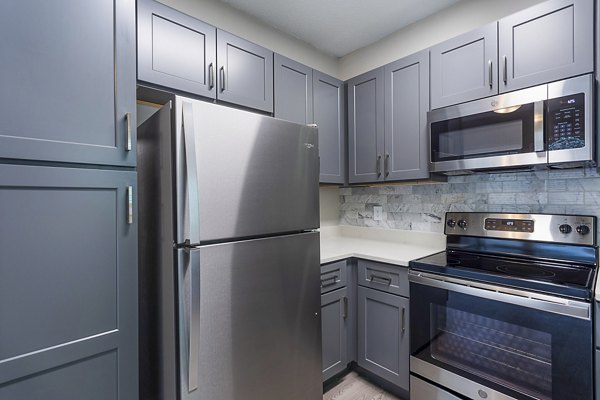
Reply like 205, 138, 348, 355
340, 167, 600, 234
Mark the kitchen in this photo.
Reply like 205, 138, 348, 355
1, 0, 599, 399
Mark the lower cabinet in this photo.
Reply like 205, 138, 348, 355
321, 287, 349, 381
357, 286, 409, 391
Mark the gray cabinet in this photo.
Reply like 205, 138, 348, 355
0, 0, 136, 167
357, 286, 409, 391
0, 165, 138, 400
274, 54, 313, 124
430, 22, 498, 109
348, 67, 385, 183
137, 0, 217, 98
217, 29, 274, 113
384, 50, 430, 180
314, 71, 346, 184
321, 287, 349, 381
498, 0, 593, 93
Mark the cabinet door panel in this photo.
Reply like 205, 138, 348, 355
499, 0, 593, 93
0, 165, 137, 400
274, 54, 313, 124
314, 71, 345, 184
321, 287, 348, 381
348, 68, 385, 183
217, 30, 274, 112
430, 23, 498, 109
357, 287, 409, 391
0, 0, 136, 166
138, 0, 217, 98
384, 50, 429, 181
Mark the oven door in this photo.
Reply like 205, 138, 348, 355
429, 84, 547, 173
409, 271, 593, 400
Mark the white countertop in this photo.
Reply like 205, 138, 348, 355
319, 225, 445, 266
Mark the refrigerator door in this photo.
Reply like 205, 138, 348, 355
177, 231, 322, 400
175, 97, 319, 244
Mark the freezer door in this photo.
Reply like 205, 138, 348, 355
175, 97, 319, 244
177, 232, 322, 400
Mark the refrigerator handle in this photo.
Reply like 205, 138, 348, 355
182, 102, 201, 243
187, 250, 200, 392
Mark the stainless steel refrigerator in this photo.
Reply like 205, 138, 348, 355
138, 96, 322, 400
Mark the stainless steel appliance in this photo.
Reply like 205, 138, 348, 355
409, 212, 597, 400
137, 96, 322, 400
429, 74, 594, 174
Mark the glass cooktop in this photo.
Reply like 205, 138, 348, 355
410, 250, 595, 300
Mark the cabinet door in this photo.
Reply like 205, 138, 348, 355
357, 287, 409, 391
0, 0, 136, 166
348, 68, 385, 183
322, 287, 349, 381
0, 165, 137, 400
384, 50, 430, 181
274, 54, 313, 124
499, 0, 593, 93
217, 29, 274, 112
137, 0, 217, 99
430, 22, 498, 109
314, 71, 346, 184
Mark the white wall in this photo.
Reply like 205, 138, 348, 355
339, 0, 545, 81
319, 186, 340, 227
157, 0, 339, 78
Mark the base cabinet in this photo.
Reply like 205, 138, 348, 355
321, 287, 349, 381
357, 286, 409, 391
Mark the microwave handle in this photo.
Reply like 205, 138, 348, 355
533, 100, 545, 152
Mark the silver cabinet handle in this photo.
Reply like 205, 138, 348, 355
320, 275, 338, 288
376, 154, 382, 177
343, 296, 348, 319
401, 307, 406, 333
219, 66, 225, 92
488, 60, 493, 89
208, 63, 214, 90
187, 250, 200, 392
385, 153, 390, 177
369, 274, 391, 285
182, 102, 201, 244
125, 112, 132, 151
503, 55, 508, 85
126, 186, 133, 224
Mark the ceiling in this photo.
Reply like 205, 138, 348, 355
217, 0, 462, 57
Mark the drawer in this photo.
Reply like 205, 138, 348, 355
357, 259, 408, 297
320, 260, 347, 294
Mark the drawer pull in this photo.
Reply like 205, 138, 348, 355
401, 307, 406, 333
369, 274, 391, 285
321, 275, 338, 288
343, 296, 348, 319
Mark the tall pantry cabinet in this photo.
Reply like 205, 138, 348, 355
0, 1, 138, 399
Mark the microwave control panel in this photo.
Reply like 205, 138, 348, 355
546, 93, 585, 151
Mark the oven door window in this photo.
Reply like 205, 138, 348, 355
431, 103, 535, 162
410, 282, 592, 400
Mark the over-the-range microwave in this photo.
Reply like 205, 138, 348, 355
428, 74, 594, 174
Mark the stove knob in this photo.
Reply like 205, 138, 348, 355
559, 224, 572, 234
576, 225, 590, 235
457, 220, 468, 229
447, 219, 456, 228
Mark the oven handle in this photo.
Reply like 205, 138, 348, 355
533, 100, 545, 152
408, 270, 591, 320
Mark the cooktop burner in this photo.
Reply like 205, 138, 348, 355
410, 250, 595, 300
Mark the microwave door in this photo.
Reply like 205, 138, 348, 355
546, 74, 594, 165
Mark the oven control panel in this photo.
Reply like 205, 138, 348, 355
546, 93, 585, 151
445, 212, 596, 245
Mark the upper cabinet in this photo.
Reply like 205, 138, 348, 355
274, 54, 313, 124
137, 0, 274, 113
274, 55, 345, 184
137, 0, 216, 98
498, 0, 593, 93
430, 0, 593, 109
430, 23, 498, 109
0, 0, 136, 166
348, 50, 429, 184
